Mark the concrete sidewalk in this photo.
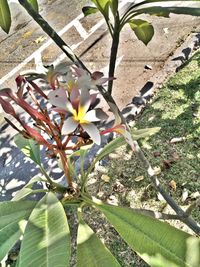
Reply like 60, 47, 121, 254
0, 0, 200, 200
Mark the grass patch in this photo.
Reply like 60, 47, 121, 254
86, 51, 200, 266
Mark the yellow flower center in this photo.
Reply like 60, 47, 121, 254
73, 105, 88, 124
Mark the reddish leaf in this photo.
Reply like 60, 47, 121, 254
28, 80, 48, 99
0, 96, 16, 117
153, 151, 161, 157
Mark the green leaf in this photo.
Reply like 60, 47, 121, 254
18, 192, 71, 267
0, 200, 36, 261
12, 176, 47, 201
86, 127, 160, 176
131, 127, 160, 139
77, 220, 121, 267
14, 134, 41, 165
92, 200, 200, 267
27, 0, 39, 12
129, 19, 154, 45
131, 6, 200, 18
92, 0, 110, 19
151, 11, 170, 17
110, 0, 118, 16
0, 0, 11, 33
82, 6, 99, 17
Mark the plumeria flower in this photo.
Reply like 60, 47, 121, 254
48, 88, 108, 145
101, 102, 136, 151
72, 66, 115, 90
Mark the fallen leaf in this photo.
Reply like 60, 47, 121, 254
153, 166, 161, 175
171, 151, 180, 161
107, 195, 118, 206
163, 159, 172, 169
190, 192, 200, 199
35, 36, 47, 44
113, 181, 125, 192
153, 151, 161, 157
101, 174, 110, 182
181, 188, 189, 202
169, 180, 177, 191
170, 137, 186, 143
163, 159, 176, 169
134, 175, 144, 182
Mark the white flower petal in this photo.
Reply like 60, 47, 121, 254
84, 109, 108, 122
82, 123, 101, 145
79, 88, 91, 113
48, 88, 68, 109
70, 88, 80, 109
62, 117, 78, 135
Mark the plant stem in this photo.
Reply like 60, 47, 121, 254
18, 0, 200, 235
39, 165, 66, 193
39, 164, 54, 185
108, 12, 120, 95
58, 150, 74, 189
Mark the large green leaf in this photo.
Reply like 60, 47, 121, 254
135, 6, 200, 17
92, 0, 110, 19
0, 0, 11, 33
27, 0, 39, 12
129, 19, 154, 45
12, 176, 47, 201
77, 220, 121, 267
14, 134, 41, 165
18, 192, 71, 267
0, 200, 36, 261
91, 200, 200, 267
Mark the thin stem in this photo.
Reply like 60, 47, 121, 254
185, 198, 200, 216
39, 164, 66, 193
108, 12, 120, 95
58, 150, 74, 189
105, 18, 114, 37
39, 164, 54, 185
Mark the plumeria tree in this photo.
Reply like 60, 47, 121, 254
0, 0, 200, 266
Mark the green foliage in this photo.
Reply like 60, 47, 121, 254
86, 127, 160, 177
91, 0, 110, 19
109, 0, 118, 16
82, 6, 99, 17
12, 176, 47, 201
91, 199, 200, 267
0, 0, 11, 33
18, 192, 71, 267
0, 0, 38, 33
0, 201, 36, 261
132, 6, 200, 18
14, 134, 41, 166
129, 19, 154, 45
77, 219, 121, 267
